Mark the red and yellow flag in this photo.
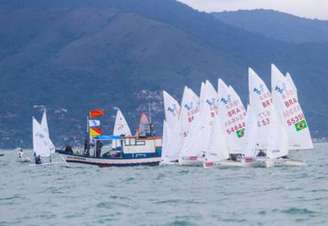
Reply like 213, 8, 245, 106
89, 109, 104, 118
89, 127, 103, 138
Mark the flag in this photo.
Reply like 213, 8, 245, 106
89, 109, 104, 118
89, 127, 103, 138
88, 119, 100, 127
236, 128, 245, 138
295, 120, 307, 132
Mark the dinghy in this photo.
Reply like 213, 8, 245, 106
245, 67, 286, 167
179, 86, 202, 166
16, 148, 32, 163
32, 117, 53, 164
218, 79, 246, 158
162, 91, 181, 164
271, 64, 313, 150
201, 81, 230, 168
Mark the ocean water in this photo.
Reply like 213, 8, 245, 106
0, 144, 327, 226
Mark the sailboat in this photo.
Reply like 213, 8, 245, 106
162, 91, 181, 164
217, 79, 246, 157
56, 109, 162, 167
247, 67, 290, 167
201, 81, 230, 167
32, 116, 54, 164
271, 64, 313, 150
179, 87, 200, 150
179, 86, 202, 165
112, 109, 132, 149
40, 109, 56, 160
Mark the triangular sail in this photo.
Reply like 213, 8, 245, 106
163, 90, 181, 161
271, 64, 313, 150
248, 67, 273, 149
113, 109, 131, 148
218, 79, 246, 153
285, 72, 298, 99
201, 81, 220, 158
206, 111, 229, 162
179, 87, 201, 159
161, 120, 169, 161
137, 113, 151, 136
33, 117, 51, 157
267, 106, 289, 159
113, 109, 132, 136
243, 105, 258, 158
40, 110, 55, 154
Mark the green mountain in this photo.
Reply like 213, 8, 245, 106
0, 0, 327, 148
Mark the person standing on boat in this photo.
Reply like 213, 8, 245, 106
84, 138, 90, 156
95, 140, 103, 157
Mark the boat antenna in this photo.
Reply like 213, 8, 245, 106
148, 103, 152, 123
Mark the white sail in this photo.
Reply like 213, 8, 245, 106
33, 117, 51, 157
113, 109, 132, 136
179, 87, 201, 160
40, 110, 55, 154
206, 111, 230, 162
180, 82, 208, 160
201, 81, 221, 158
271, 64, 313, 150
163, 90, 181, 161
113, 109, 132, 149
285, 72, 298, 99
248, 67, 273, 149
243, 105, 258, 159
266, 106, 289, 159
161, 120, 169, 161
179, 87, 200, 143
218, 79, 246, 153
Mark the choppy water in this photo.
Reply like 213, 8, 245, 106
0, 143, 328, 226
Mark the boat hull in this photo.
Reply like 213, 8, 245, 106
58, 153, 161, 167
179, 156, 203, 166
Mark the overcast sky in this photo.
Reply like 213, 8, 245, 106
178, 0, 328, 20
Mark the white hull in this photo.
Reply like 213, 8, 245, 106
160, 160, 179, 166
17, 157, 32, 163
179, 157, 203, 166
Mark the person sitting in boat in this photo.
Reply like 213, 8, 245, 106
257, 150, 266, 157
17, 148, 24, 159
256, 144, 266, 157
279, 155, 289, 159
35, 154, 42, 164
64, 145, 73, 154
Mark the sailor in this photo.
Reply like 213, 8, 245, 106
84, 139, 90, 156
257, 149, 266, 157
17, 148, 24, 159
256, 144, 266, 157
35, 154, 42, 164
95, 141, 103, 158
64, 145, 73, 154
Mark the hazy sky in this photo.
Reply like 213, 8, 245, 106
178, 0, 328, 20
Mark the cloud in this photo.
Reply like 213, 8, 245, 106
178, 0, 328, 20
